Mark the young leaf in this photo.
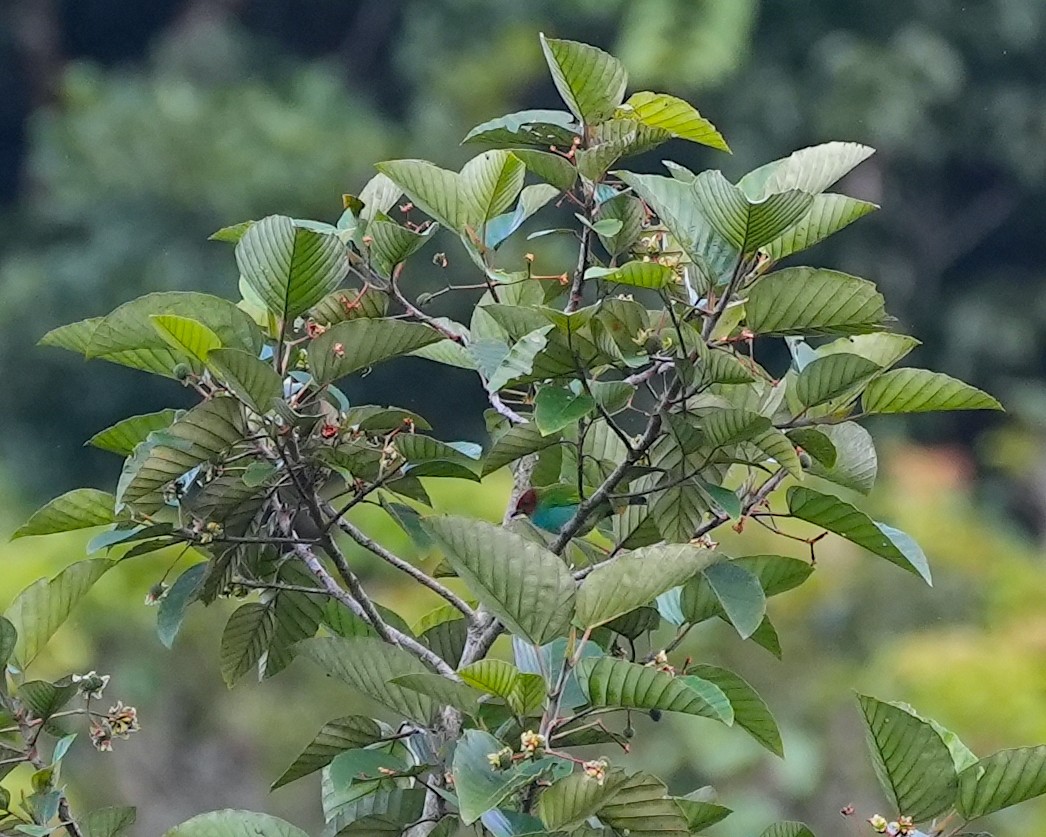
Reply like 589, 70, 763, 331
539, 35, 628, 124
12, 489, 117, 539
206, 348, 283, 414
235, 215, 348, 321
151, 314, 222, 363
422, 516, 575, 645
689, 664, 783, 756
858, 694, 959, 822
453, 729, 556, 824
5, 559, 113, 667
692, 170, 813, 253
307, 319, 441, 384
617, 91, 729, 151
575, 543, 717, 629
534, 386, 596, 435
787, 487, 931, 583
595, 260, 675, 290
959, 746, 1046, 819
272, 715, 382, 790
577, 657, 733, 723
162, 810, 309, 837
86, 409, 179, 456
862, 369, 1002, 414
458, 659, 544, 715
746, 268, 887, 336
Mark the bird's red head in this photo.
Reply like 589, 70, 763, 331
514, 488, 538, 517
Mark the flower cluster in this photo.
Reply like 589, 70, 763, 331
868, 814, 915, 835
89, 701, 141, 752
72, 671, 110, 700
583, 758, 609, 785
520, 730, 546, 757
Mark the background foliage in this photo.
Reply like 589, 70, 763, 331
0, 2, 1044, 836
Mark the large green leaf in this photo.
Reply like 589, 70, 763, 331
151, 314, 222, 363
39, 317, 103, 355
388, 673, 482, 714
817, 332, 921, 369
593, 261, 675, 290
12, 489, 117, 539
461, 150, 527, 223
746, 268, 887, 336
82, 806, 136, 837
5, 559, 113, 666
156, 563, 208, 649
395, 435, 482, 481
787, 487, 931, 583
689, 664, 782, 756
296, 636, 436, 724
534, 386, 595, 435
310, 287, 390, 325
453, 729, 556, 824
462, 109, 580, 149
511, 149, 577, 193
86, 409, 178, 456
862, 369, 1002, 414
272, 716, 382, 790
423, 516, 575, 645
116, 396, 245, 513
207, 348, 283, 414
375, 159, 465, 231
766, 194, 878, 261
795, 354, 881, 407
692, 170, 813, 253
959, 746, 1046, 819
235, 214, 349, 321
738, 142, 875, 200
858, 694, 959, 822
577, 657, 732, 723
575, 544, 717, 629
540, 35, 627, 124
804, 422, 878, 494
220, 602, 276, 687
83, 292, 263, 378
162, 810, 310, 837
681, 562, 766, 639
308, 319, 441, 384
458, 659, 545, 715
482, 424, 561, 476
617, 91, 728, 151
367, 218, 438, 278
536, 770, 631, 831
596, 772, 690, 837
326, 788, 427, 835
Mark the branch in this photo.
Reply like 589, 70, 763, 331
323, 503, 476, 623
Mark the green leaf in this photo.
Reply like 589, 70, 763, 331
534, 386, 596, 435
116, 396, 245, 513
511, 149, 577, 193
388, 673, 482, 714
746, 268, 887, 336
858, 694, 958, 822
235, 215, 348, 321
453, 729, 555, 824
766, 194, 878, 261
758, 823, 816, 837
681, 562, 766, 639
296, 636, 436, 724
673, 797, 732, 831
483, 424, 561, 476
310, 287, 390, 325
596, 772, 690, 837
210, 221, 253, 243
862, 369, 1002, 414
589, 380, 635, 414
423, 516, 575, 645
162, 810, 310, 837
577, 657, 732, 723
17, 678, 78, 722
308, 319, 441, 384
0, 616, 16, 671
462, 109, 580, 149
749, 615, 782, 658
786, 428, 837, 468
739, 142, 875, 201
220, 602, 275, 687
787, 487, 931, 583
575, 544, 716, 629
959, 746, 1046, 819
458, 659, 544, 715
82, 807, 137, 837
805, 422, 877, 494
39, 317, 102, 355
5, 559, 113, 667
12, 489, 117, 539
375, 159, 465, 231
461, 151, 527, 223
156, 563, 208, 649
539, 35, 627, 124
688, 664, 782, 756
734, 554, 815, 597
151, 315, 222, 363
692, 170, 814, 252
367, 218, 437, 278
536, 770, 631, 831
795, 354, 881, 407
617, 91, 729, 151
206, 348, 283, 414
594, 193, 644, 256
86, 409, 178, 456
395, 435, 481, 481
84, 292, 263, 378
272, 715, 382, 790
595, 260, 675, 290
325, 788, 427, 835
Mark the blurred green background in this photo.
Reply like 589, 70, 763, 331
1, 1, 1045, 835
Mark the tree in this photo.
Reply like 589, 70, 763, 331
2, 34, 1036, 837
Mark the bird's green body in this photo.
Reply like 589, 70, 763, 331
514, 483, 608, 535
